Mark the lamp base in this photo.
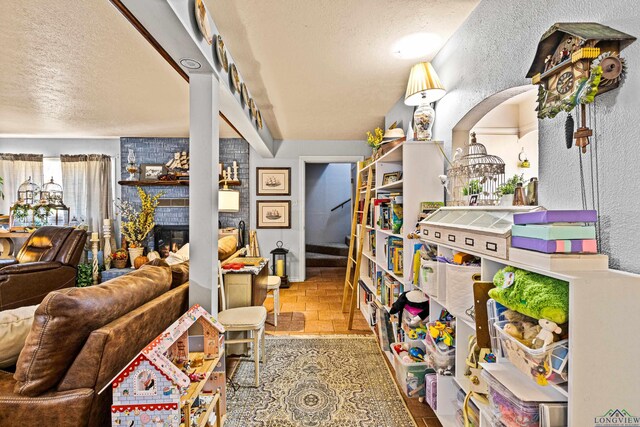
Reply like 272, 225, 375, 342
414, 103, 435, 141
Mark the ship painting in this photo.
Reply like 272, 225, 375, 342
265, 176, 282, 187
265, 209, 282, 220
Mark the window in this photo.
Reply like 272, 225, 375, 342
42, 157, 63, 187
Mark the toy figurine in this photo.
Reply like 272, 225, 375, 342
409, 347, 425, 362
389, 290, 429, 328
532, 319, 561, 349
188, 372, 206, 382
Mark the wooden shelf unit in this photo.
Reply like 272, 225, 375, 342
118, 180, 189, 186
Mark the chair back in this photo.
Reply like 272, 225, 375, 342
217, 260, 227, 312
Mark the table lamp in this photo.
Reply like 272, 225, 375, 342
404, 62, 446, 141
219, 180, 239, 212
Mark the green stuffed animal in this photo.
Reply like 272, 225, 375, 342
489, 266, 569, 324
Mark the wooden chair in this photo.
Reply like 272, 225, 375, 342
217, 261, 267, 386
266, 275, 281, 326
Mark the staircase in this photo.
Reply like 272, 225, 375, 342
306, 242, 349, 267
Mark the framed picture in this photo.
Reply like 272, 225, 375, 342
256, 167, 291, 195
256, 200, 291, 229
382, 172, 402, 186
141, 164, 166, 181
469, 194, 479, 206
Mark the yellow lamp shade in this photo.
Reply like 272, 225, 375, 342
404, 62, 446, 106
218, 188, 239, 212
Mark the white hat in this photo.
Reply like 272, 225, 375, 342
382, 127, 405, 141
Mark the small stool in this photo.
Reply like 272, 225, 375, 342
266, 276, 281, 326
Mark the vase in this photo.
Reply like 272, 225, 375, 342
499, 194, 514, 206
414, 103, 435, 141
128, 247, 144, 268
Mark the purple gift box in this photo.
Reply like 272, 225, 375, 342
513, 210, 597, 225
425, 373, 437, 410
512, 236, 598, 254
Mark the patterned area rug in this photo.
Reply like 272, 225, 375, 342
225, 336, 416, 427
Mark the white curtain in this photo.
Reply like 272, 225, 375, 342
0, 154, 43, 215
60, 154, 113, 235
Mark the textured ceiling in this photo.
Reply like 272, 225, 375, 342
0, 0, 239, 139
0, 0, 477, 140
206, 0, 479, 140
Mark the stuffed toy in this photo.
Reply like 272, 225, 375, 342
502, 309, 542, 347
531, 319, 562, 349
489, 267, 569, 324
389, 290, 429, 327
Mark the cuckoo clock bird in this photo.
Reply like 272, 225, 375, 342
526, 23, 636, 152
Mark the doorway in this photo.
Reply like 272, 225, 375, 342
304, 162, 354, 277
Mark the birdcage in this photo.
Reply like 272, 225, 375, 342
17, 177, 40, 205
447, 132, 505, 206
40, 177, 70, 226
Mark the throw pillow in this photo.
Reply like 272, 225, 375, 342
0, 305, 39, 368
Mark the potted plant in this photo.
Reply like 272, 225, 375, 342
366, 127, 384, 157
496, 174, 525, 206
76, 263, 93, 287
111, 248, 129, 269
115, 187, 163, 266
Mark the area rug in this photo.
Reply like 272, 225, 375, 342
225, 336, 417, 427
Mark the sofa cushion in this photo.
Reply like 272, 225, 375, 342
13, 264, 172, 396
0, 305, 38, 368
146, 259, 189, 289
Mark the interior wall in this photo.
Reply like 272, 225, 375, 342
305, 163, 352, 244
250, 140, 370, 281
388, 0, 640, 272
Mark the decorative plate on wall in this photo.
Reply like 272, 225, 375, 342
215, 35, 229, 71
194, 0, 213, 45
249, 99, 257, 120
256, 110, 263, 129
241, 83, 249, 106
229, 64, 241, 93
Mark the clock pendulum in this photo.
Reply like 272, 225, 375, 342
565, 113, 574, 149
573, 104, 593, 154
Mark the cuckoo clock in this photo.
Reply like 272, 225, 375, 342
526, 23, 635, 151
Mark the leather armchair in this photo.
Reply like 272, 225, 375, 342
0, 226, 87, 311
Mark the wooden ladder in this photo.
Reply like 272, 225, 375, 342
342, 161, 374, 330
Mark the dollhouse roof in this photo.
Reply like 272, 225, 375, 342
526, 22, 636, 77
99, 305, 225, 394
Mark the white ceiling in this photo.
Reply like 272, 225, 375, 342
0, 0, 239, 139
0, 0, 478, 141
206, 0, 479, 140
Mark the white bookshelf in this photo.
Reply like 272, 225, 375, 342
356, 140, 445, 311
417, 236, 640, 427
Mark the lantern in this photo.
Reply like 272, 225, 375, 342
41, 177, 64, 205
270, 240, 290, 288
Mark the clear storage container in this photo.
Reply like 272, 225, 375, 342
494, 320, 569, 386
391, 340, 433, 398
424, 373, 437, 410
424, 322, 455, 374
482, 370, 542, 427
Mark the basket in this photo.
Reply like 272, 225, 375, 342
494, 320, 569, 386
445, 263, 480, 319
113, 258, 128, 269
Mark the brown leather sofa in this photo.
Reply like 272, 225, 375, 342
0, 263, 189, 427
0, 226, 87, 311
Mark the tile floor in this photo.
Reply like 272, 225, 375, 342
256, 266, 442, 427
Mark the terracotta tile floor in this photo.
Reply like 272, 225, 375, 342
255, 266, 442, 426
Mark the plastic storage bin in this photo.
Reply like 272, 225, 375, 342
391, 340, 432, 398
495, 320, 569, 386
424, 322, 455, 374
482, 370, 542, 427
424, 373, 437, 410
445, 263, 481, 319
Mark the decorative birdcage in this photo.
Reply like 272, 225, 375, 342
447, 132, 506, 206
41, 177, 69, 225
41, 177, 64, 205
17, 177, 40, 205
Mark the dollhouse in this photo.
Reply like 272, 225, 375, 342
101, 305, 226, 427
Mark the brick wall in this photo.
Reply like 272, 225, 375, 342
119, 137, 249, 246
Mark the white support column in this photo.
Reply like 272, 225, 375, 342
189, 73, 220, 313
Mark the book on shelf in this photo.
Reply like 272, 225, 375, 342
368, 230, 376, 256
418, 201, 444, 222
386, 236, 403, 273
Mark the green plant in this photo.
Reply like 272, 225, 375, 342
10, 203, 30, 221
462, 179, 483, 196
496, 174, 525, 197
77, 263, 93, 287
